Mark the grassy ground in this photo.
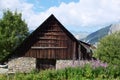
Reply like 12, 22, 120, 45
0, 65, 120, 80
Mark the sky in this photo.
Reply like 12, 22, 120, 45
0, 0, 120, 33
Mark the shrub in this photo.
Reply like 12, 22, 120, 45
0, 65, 120, 80
95, 32, 120, 66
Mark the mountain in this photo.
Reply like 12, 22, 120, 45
108, 23, 120, 34
83, 23, 120, 45
83, 25, 111, 44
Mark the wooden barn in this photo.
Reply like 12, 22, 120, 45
5, 14, 94, 72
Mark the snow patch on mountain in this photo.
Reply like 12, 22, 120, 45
109, 23, 120, 34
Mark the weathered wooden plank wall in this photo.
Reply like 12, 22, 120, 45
24, 19, 76, 59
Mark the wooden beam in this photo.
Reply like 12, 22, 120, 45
78, 44, 81, 66
39, 33, 65, 36
31, 47, 67, 49
39, 37, 57, 40
78, 44, 81, 60
38, 42, 58, 44
40, 30, 63, 32
38, 37, 67, 41
72, 42, 76, 64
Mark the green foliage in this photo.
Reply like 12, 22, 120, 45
0, 65, 120, 80
0, 10, 29, 62
95, 32, 120, 66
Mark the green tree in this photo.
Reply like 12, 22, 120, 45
0, 10, 29, 62
95, 32, 120, 66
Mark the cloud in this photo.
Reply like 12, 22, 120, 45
0, 0, 120, 32
46, 0, 120, 28
0, 0, 34, 27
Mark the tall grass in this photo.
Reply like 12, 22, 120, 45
0, 64, 120, 80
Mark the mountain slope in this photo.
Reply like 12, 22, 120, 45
83, 23, 120, 45
83, 25, 111, 44
109, 23, 120, 34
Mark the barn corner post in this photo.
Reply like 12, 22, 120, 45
78, 43, 81, 66
72, 42, 76, 65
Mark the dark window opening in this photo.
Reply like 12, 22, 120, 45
36, 59, 56, 70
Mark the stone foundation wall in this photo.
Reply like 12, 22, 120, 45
56, 60, 90, 69
8, 58, 92, 72
8, 57, 36, 73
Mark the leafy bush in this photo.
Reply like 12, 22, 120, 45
0, 10, 29, 62
95, 32, 120, 66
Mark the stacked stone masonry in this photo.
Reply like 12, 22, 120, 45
56, 60, 90, 69
8, 57, 36, 73
8, 57, 91, 72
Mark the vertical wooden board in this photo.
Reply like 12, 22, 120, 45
57, 49, 60, 58
44, 50, 46, 58
41, 50, 43, 58
50, 50, 52, 58
28, 50, 31, 57
65, 49, 67, 59
24, 50, 28, 56
52, 49, 55, 59
39, 49, 42, 58
28, 50, 30, 57
62, 49, 65, 59
61, 49, 63, 59
40, 49, 43, 59
39, 49, 41, 58
43, 50, 45, 58
35, 50, 37, 58
36, 50, 39, 58
25, 49, 31, 57
31, 49, 34, 57
52, 49, 54, 58
48, 49, 51, 58
62, 50, 64, 59
47, 49, 50, 59
34, 49, 37, 58
56, 49, 58, 59
45, 49, 48, 58
50, 49, 53, 59
54, 49, 56, 59
57, 49, 60, 59
25, 51, 28, 57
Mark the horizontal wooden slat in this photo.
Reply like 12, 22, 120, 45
39, 39, 67, 41
39, 37, 57, 40
39, 37, 67, 40
41, 30, 63, 32
38, 42, 58, 44
44, 34, 65, 36
31, 47, 67, 49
